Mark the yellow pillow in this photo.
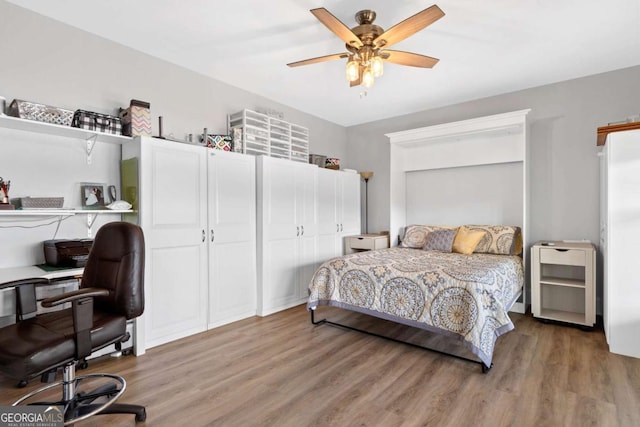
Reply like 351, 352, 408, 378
453, 227, 487, 255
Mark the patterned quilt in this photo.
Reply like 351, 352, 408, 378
307, 247, 524, 366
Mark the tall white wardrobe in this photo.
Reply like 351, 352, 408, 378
122, 137, 256, 354
599, 128, 640, 359
122, 138, 361, 352
256, 156, 360, 315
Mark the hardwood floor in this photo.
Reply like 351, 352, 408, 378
2, 305, 639, 426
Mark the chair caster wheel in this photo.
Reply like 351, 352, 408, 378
135, 408, 147, 422
17, 379, 28, 388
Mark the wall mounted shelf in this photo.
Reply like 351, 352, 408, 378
0, 209, 133, 216
0, 114, 132, 163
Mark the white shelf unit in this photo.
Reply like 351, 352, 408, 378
0, 114, 131, 164
290, 124, 309, 163
268, 117, 291, 160
0, 114, 134, 236
531, 241, 596, 327
0, 209, 132, 216
228, 109, 309, 163
228, 109, 270, 157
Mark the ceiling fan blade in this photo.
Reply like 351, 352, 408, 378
383, 50, 439, 68
287, 53, 349, 67
311, 8, 363, 49
373, 5, 445, 49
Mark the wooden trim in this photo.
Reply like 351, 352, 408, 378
597, 122, 640, 146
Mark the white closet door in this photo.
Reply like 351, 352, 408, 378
140, 138, 208, 349
606, 130, 640, 358
339, 172, 361, 235
207, 150, 256, 328
296, 163, 318, 298
316, 169, 340, 261
259, 157, 299, 315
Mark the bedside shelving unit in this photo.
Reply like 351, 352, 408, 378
531, 241, 596, 327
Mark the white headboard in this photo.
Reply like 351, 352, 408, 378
386, 109, 531, 313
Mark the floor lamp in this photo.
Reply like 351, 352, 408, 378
360, 171, 373, 234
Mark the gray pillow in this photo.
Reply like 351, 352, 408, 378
422, 229, 457, 252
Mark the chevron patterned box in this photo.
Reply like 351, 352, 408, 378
206, 134, 232, 151
119, 99, 151, 137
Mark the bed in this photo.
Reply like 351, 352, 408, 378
307, 225, 524, 372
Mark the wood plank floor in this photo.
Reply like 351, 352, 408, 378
2, 305, 640, 426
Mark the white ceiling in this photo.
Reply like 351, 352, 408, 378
7, 0, 640, 126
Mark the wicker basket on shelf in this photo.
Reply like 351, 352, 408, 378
8, 99, 74, 126
19, 197, 65, 209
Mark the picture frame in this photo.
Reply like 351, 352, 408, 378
80, 183, 106, 208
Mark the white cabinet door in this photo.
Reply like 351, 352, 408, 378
136, 138, 208, 350
316, 168, 340, 261
315, 169, 361, 258
605, 130, 640, 358
257, 157, 318, 315
296, 163, 318, 298
207, 150, 256, 328
339, 172, 361, 235
258, 157, 299, 315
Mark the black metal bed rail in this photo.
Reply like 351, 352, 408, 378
310, 308, 493, 374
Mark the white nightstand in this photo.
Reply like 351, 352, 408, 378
344, 234, 389, 254
531, 241, 596, 327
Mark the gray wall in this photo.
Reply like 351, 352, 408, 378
346, 65, 640, 248
0, 1, 348, 268
405, 162, 523, 228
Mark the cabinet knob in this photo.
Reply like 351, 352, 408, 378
297, 226, 300, 237
211, 229, 214, 242
202, 229, 206, 242
301, 225, 304, 236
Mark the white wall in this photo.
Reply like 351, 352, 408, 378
0, 1, 348, 268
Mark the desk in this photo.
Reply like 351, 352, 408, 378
0, 266, 82, 326
0, 265, 83, 283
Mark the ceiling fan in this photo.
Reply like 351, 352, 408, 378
287, 5, 445, 88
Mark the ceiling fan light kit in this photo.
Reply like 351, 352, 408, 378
288, 5, 445, 88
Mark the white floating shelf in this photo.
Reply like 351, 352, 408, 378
0, 209, 134, 216
0, 114, 132, 145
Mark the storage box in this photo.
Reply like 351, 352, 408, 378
325, 158, 340, 170
19, 197, 64, 209
72, 110, 122, 135
309, 154, 327, 168
119, 99, 151, 137
44, 239, 93, 268
231, 127, 243, 153
206, 134, 232, 151
8, 99, 74, 126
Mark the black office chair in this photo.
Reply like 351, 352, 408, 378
0, 222, 146, 425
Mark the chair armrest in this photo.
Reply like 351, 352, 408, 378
41, 287, 110, 308
0, 278, 50, 290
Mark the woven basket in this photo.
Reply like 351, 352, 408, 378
20, 197, 64, 209
9, 99, 74, 126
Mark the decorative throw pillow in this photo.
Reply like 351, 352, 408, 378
452, 226, 487, 255
422, 229, 457, 252
465, 225, 523, 255
400, 225, 457, 249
